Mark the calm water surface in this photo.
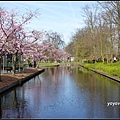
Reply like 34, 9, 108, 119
0, 66, 120, 118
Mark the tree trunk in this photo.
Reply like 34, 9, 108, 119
100, 36, 104, 63
105, 44, 108, 64
12, 53, 17, 75
118, 27, 120, 58
0, 97, 2, 118
0, 57, 2, 82
93, 46, 96, 63
36, 61, 40, 68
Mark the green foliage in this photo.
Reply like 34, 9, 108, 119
39, 61, 79, 67
84, 62, 120, 78
39, 62, 59, 67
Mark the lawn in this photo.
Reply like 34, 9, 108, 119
84, 62, 120, 78
39, 62, 59, 67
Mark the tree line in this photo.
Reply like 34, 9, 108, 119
65, 1, 120, 63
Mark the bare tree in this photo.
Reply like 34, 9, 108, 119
82, 3, 99, 61
98, 1, 120, 58
65, 41, 75, 57
44, 30, 65, 49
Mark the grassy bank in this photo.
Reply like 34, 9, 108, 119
24, 61, 78, 68
84, 62, 120, 78
39, 62, 59, 67
24, 62, 60, 67
39, 62, 79, 67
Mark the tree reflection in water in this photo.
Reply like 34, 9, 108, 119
1, 66, 120, 118
1, 85, 32, 118
0, 97, 2, 118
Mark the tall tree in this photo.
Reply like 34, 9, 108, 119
82, 4, 99, 60
98, 1, 120, 58
44, 30, 65, 49
0, 7, 40, 76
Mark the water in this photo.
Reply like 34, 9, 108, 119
0, 66, 120, 118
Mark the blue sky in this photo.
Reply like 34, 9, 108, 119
0, 1, 97, 45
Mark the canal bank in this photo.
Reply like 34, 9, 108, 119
0, 68, 45, 95
79, 64, 120, 83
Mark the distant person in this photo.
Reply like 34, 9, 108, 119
113, 56, 117, 62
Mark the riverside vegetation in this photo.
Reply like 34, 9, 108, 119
84, 62, 120, 78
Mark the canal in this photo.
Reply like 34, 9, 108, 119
0, 66, 120, 118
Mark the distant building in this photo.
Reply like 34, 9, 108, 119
70, 57, 75, 62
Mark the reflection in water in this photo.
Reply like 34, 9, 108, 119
0, 97, 1, 118
1, 66, 120, 118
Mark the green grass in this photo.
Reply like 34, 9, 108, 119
84, 62, 120, 78
39, 62, 59, 67
39, 61, 79, 67
23, 61, 77, 67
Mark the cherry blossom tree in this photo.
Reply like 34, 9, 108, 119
0, 7, 70, 81
22, 40, 70, 67
8, 28, 45, 75
0, 7, 41, 77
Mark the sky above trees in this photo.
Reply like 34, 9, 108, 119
0, 1, 96, 45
